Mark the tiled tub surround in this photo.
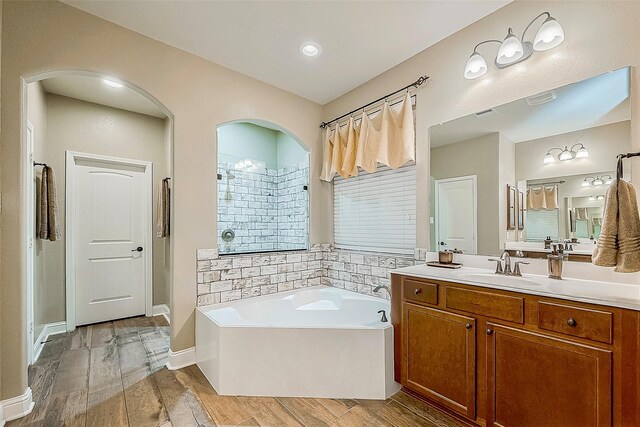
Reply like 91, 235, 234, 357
196, 245, 426, 306
216, 162, 309, 254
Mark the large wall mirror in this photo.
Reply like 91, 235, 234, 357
430, 67, 631, 260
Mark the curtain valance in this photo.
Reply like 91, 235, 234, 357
527, 185, 559, 211
320, 92, 415, 182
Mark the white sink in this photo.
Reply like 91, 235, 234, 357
453, 272, 541, 287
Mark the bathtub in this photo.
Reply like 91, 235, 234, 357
196, 286, 400, 399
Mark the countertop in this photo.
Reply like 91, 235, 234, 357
392, 264, 640, 311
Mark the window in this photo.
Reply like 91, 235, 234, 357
525, 209, 559, 241
333, 165, 416, 255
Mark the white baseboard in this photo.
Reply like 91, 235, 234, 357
0, 387, 34, 424
166, 347, 195, 370
152, 304, 171, 325
33, 321, 67, 363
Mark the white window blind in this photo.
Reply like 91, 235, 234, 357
333, 165, 416, 255
525, 209, 559, 241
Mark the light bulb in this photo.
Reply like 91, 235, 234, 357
534, 16, 565, 51
596, 195, 605, 201
464, 52, 488, 79
582, 179, 591, 187
558, 146, 574, 161
497, 28, 524, 65
575, 145, 589, 158
592, 178, 604, 186
543, 152, 555, 164
605, 177, 613, 185
299, 42, 322, 57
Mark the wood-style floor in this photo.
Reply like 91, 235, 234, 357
9, 316, 465, 427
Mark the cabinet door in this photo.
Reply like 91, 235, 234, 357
403, 303, 476, 419
486, 323, 612, 427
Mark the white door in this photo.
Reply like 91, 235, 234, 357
436, 176, 477, 255
68, 152, 152, 326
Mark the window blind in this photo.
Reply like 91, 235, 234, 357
333, 165, 416, 255
525, 209, 559, 241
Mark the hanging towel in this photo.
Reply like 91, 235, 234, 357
574, 207, 589, 221
319, 128, 335, 182
37, 166, 60, 241
355, 111, 379, 173
155, 179, 171, 238
386, 92, 415, 169
331, 124, 349, 179
527, 186, 558, 210
340, 117, 359, 177
593, 179, 640, 272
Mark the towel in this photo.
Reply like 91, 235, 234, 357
155, 179, 170, 238
355, 111, 378, 173
331, 124, 349, 179
38, 166, 60, 241
340, 117, 359, 177
575, 207, 589, 221
527, 186, 558, 210
593, 179, 640, 272
319, 128, 335, 182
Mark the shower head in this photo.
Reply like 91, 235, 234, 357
226, 170, 235, 179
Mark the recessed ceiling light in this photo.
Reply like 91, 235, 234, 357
299, 42, 322, 57
103, 79, 123, 88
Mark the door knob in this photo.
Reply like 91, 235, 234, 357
439, 241, 447, 246
132, 246, 143, 252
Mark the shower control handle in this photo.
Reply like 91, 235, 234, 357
132, 246, 143, 252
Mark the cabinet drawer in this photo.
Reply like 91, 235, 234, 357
446, 287, 524, 323
403, 278, 438, 305
538, 301, 613, 344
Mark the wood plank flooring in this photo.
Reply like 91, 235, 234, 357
9, 316, 466, 427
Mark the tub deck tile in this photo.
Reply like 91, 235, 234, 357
8, 316, 464, 427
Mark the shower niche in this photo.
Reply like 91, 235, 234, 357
216, 121, 309, 255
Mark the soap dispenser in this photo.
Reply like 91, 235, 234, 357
547, 245, 563, 280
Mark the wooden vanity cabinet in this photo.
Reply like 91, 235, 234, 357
391, 273, 640, 427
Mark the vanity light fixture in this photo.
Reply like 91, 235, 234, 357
543, 143, 589, 164
582, 175, 613, 187
464, 12, 565, 79
588, 195, 605, 201
103, 79, 123, 88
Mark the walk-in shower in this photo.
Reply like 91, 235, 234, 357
216, 121, 309, 254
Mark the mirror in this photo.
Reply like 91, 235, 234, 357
430, 67, 631, 259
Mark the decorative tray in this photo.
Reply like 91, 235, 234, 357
426, 261, 463, 269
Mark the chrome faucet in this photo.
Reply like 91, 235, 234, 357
488, 251, 529, 277
373, 285, 391, 297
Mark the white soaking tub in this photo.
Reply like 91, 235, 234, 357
196, 286, 400, 399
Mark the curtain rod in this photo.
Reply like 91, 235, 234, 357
319, 75, 429, 129
33, 162, 47, 167
527, 180, 565, 187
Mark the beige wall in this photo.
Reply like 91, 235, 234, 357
322, 1, 640, 254
1, 1, 323, 399
515, 121, 631, 181
430, 133, 501, 256
39, 93, 169, 328
26, 82, 47, 343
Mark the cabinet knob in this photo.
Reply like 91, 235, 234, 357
486, 328, 493, 335
567, 317, 577, 327
465, 323, 472, 330
414, 288, 422, 295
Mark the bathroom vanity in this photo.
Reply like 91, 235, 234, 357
391, 265, 640, 426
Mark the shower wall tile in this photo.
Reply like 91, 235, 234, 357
217, 162, 309, 254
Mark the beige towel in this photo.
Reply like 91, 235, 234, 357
331, 124, 349, 179
575, 207, 589, 221
340, 117, 359, 177
155, 179, 170, 238
38, 166, 60, 241
593, 180, 640, 272
386, 92, 415, 169
527, 186, 558, 210
355, 111, 378, 173
319, 128, 335, 182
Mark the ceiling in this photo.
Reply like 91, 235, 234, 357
41, 75, 167, 118
62, 0, 511, 104
430, 67, 631, 147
